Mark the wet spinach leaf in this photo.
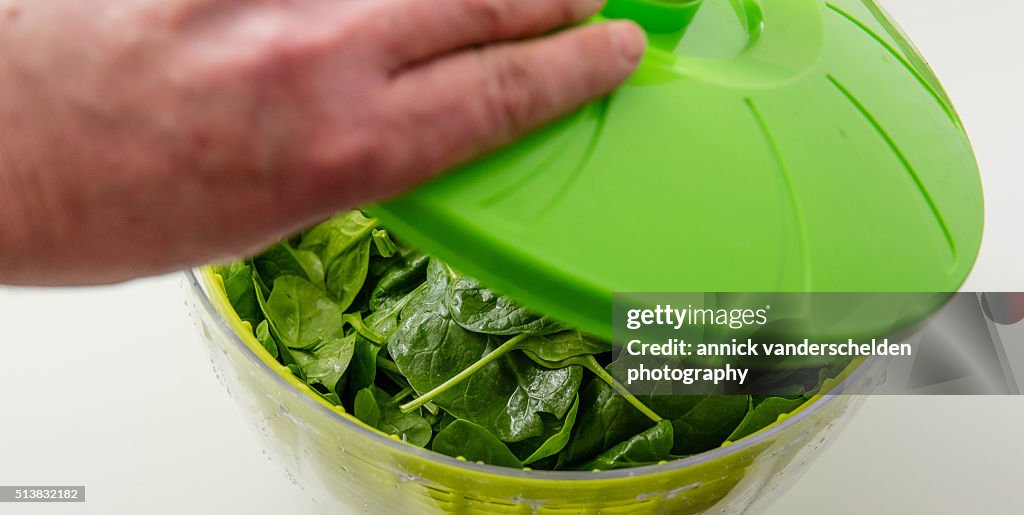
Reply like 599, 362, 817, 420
432, 420, 523, 468
253, 242, 324, 289
338, 313, 384, 396
354, 387, 431, 447
446, 272, 563, 336
298, 211, 377, 311
647, 395, 749, 455
254, 320, 279, 359
292, 333, 356, 395
514, 331, 609, 362
578, 420, 674, 471
370, 252, 429, 312
509, 395, 579, 465
728, 395, 806, 441
264, 276, 344, 350
217, 262, 261, 328
559, 378, 656, 467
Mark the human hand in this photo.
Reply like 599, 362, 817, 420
0, 0, 644, 285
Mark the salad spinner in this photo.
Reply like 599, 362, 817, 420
192, 0, 984, 513
371, 0, 984, 339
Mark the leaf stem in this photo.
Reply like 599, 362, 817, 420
388, 387, 414, 406
579, 356, 663, 423
523, 352, 663, 424
399, 333, 529, 413
343, 313, 384, 345
376, 357, 402, 375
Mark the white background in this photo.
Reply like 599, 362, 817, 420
1, 1, 1021, 514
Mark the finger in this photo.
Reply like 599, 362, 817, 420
376, 21, 646, 193
360, 0, 607, 70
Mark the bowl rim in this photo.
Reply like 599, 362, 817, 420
186, 267, 872, 482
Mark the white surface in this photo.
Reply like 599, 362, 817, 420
0, 1, 1021, 514
0, 278, 320, 515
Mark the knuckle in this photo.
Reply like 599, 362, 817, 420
237, 27, 364, 109
556, 0, 590, 25
258, 31, 329, 73
242, 20, 360, 82
457, 0, 516, 33
479, 50, 546, 138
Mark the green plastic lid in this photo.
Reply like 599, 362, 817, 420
370, 0, 984, 340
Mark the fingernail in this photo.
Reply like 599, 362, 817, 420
609, 21, 646, 65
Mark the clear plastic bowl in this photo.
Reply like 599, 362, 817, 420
185, 268, 879, 514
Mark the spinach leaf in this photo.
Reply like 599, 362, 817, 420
446, 272, 562, 336
514, 331, 609, 362
343, 314, 385, 395
354, 388, 381, 424
253, 242, 324, 289
431, 420, 523, 468
264, 276, 344, 350
292, 333, 356, 395
254, 320, 279, 359
348, 335, 382, 394
724, 363, 840, 442
319, 392, 342, 406
578, 420, 674, 471
558, 377, 656, 467
369, 252, 429, 312
728, 396, 806, 441
509, 395, 579, 465
646, 395, 749, 455
249, 258, 272, 298
427, 411, 457, 434
362, 282, 426, 344
354, 387, 431, 447
343, 313, 384, 344
523, 352, 662, 423
253, 275, 306, 381
327, 237, 372, 312
216, 262, 262, 328
284, 364, 304, 380
298, 211, 377, 311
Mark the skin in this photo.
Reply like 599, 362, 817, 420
0, 0, 645, 285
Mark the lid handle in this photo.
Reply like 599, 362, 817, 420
602, 0, 704, 34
